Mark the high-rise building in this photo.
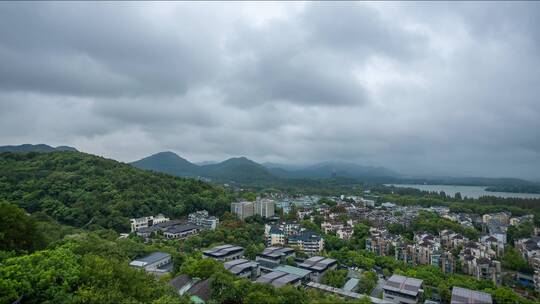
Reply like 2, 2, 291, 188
231, 201, 254, 220
254, 198, 275, 218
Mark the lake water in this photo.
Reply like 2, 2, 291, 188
387, 184, 540, 199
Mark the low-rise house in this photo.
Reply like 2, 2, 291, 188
130, 214, 170, 232
337, 226, 354, 240
480, 235, 505, 257
516, 236, 540, 264
169, 275, 212, 304
224, 259, 260, 280
460, 255, 502, 286
203, 244, 244, 261
534, 269, 540, 292
288, 230, 324, 256
129, 252, 172, 276
440, 230, 468, 249
482, 212, 511, 225
297, 207, 313, 220
188, 210, 219, 230
256, 246, 295, 270
430, 249, 456, 274
509, 214, 534, 226
163, 224, 200, 239
450, 287, 492, 304
321, 221, 354, 240
265, 225, 286, 246
256, 270, 302, 288
366, 228, 400, 257
297, 256, 337, 283
383, 275, 423, 304
486, 220, 507, 244
135, 220, 200, 240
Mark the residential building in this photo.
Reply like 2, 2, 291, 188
460, 256, 502, 286
297, 207, 313, 220
203, 244, 244, 261
256, 247, 295, 270
188, 210, 219, 230
480, 235, 504, 257
163, 224, 200, 239
534, 270, 540, 292
265, 225, 286, 246
223, 259, 260, 280
450, 287, 492, 304
288, 230, 324, 256
366, 228, 400, 257
254, 198, 275, 218
231, 201, 254, 220
516, 236, 540, 264
136, 220, 182, 238
482, 212, 510, 225
297, 256, 337, 283
130, 214, 170, 232
382, 275, 423, 304
487, 220, 507, 244
440, 230, 468, 249
129, 252, 172, 276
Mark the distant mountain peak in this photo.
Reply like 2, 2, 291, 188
131, 151, 199, 177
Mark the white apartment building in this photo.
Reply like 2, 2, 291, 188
130, 214, 170, 232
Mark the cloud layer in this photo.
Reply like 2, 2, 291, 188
1, 2, 539, 179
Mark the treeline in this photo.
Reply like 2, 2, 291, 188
0, 152, 235, 231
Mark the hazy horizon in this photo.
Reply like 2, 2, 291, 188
1, 2, 540, 179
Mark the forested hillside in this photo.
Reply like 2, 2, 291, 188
0, 152, 234, 231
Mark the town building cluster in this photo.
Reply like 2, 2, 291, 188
129, 210, 219, 240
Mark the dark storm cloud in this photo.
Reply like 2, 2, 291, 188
1, 2, 540, 179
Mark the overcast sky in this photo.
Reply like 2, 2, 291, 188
1, 2, 539, 179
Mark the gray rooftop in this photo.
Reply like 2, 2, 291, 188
383, 275, 423, 297
203, 244, 244, 257
259, 246, 295, 259
224, 259, 259, 275
130, 252, 171, 267
274, 265, 311, 278
165, 224, 199, 234
451, 287, 492, 304
298, 256, 337, 272
256, 270, 301, 288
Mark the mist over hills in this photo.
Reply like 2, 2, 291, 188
130, 151, 540, 193
130, 151, 401, 183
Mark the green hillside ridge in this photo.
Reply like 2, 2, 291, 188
0, 144, 77, 153
0, 151, 233, 231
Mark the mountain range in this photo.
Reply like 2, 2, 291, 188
2, 145, 539, 192
130, 151, 399, 183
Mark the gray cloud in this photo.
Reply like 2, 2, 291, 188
1, 2, 539, 179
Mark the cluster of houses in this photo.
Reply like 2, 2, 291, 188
366, 227, 504, 286
127, 243, 493, 304
129, 211, 219, 240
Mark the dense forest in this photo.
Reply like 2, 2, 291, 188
0, 152, 234, 231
